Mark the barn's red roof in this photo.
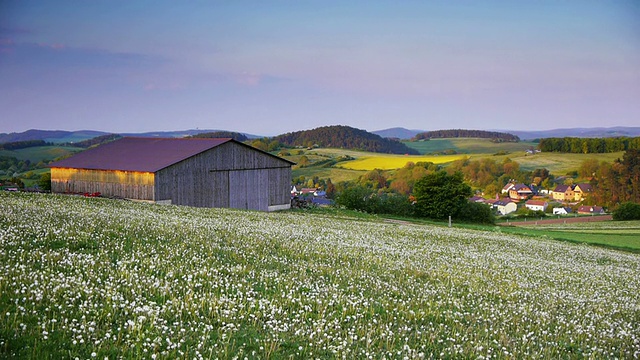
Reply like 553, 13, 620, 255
49, 137, 233, 172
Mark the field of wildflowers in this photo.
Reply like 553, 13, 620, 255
338, 154, 464, 170
1, 192, 639, 359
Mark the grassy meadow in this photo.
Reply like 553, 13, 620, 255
504, 220, 640, 253
485, 151, 625, 174
404, 138, 539, 155
0, 146, 81, 163
1, 192, 639, 359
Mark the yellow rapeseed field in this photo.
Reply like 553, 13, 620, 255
339, 154, 466, 170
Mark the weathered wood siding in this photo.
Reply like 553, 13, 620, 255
155, 141, 291, 210
51, 168, 155, 200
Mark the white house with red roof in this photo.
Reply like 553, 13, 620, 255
525, 199, 548, 212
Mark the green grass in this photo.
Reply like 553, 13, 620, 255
0, 146, 81, 162
404, 138, 539, 155
482, 151, 625, 173
497, 220, 640, 252
292, 166, 364, 183
1, 192, 639, 359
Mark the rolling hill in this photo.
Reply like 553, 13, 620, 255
274, 125, 420, 154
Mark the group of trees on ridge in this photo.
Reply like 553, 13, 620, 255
0, 140, 49, 151
412, 129, 520, 143
537, 137, 640, 154
189, 131, 249, 142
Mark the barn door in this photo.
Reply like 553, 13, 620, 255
228, 170, 248, 209
227, 169, 269, 211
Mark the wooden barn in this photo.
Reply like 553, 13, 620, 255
49, 137, 294, 211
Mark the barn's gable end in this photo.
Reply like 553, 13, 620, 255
155, 141, 292, 210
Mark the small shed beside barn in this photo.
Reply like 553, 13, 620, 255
49, 137, 294, 211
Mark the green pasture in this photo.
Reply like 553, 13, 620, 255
404, 138, 539, 155
481, 151, 625, 173
292, 166, 364, 183
496, 220, 640, 252
43, 134, 93, 144
0, 145, 81, 163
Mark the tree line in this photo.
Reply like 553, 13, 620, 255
412, 129, 520, 142
537, 137, 640, 153
0, 139, 49, 150
189, 131, 248, 141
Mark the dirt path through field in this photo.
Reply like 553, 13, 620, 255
501, 214, 612, 226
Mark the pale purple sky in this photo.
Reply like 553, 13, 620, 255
1, 1, 639, 136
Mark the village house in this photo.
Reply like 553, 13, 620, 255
577, 205, 605, 215
508, 184, 533, 201
552, 184, 575, 202
49, 137, 294, 211
525, 200, 548, 212
493, 198, 517, 215
553, 207, 572, 215
573, 183, 593, 202
501, 182, 515, 194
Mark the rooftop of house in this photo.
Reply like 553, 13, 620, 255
512, 184, 532, 192
578, 205, 604, 213
554, 184, 572, 192
574, 183, 593, 192
494, 199, 514, 206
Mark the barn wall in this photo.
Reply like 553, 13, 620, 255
155, 142, 291, 210
51, 168, 155, 200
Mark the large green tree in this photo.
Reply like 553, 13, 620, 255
413, 171, 472, 220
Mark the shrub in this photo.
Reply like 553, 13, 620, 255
457, 201, 495, 224
335, 185, 414, 217
612, 202, 640, 221
39, 172, 51, 191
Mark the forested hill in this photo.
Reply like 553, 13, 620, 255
189, 131, 248, 141
274, 125, 420, 154
413, 129, 520, 142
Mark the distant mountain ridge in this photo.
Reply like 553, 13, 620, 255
502, 127, 640, 140
0, 129, 106, 143
0, 129, 258, 144
372, 127, 640, 140
3, 126, 640, 145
